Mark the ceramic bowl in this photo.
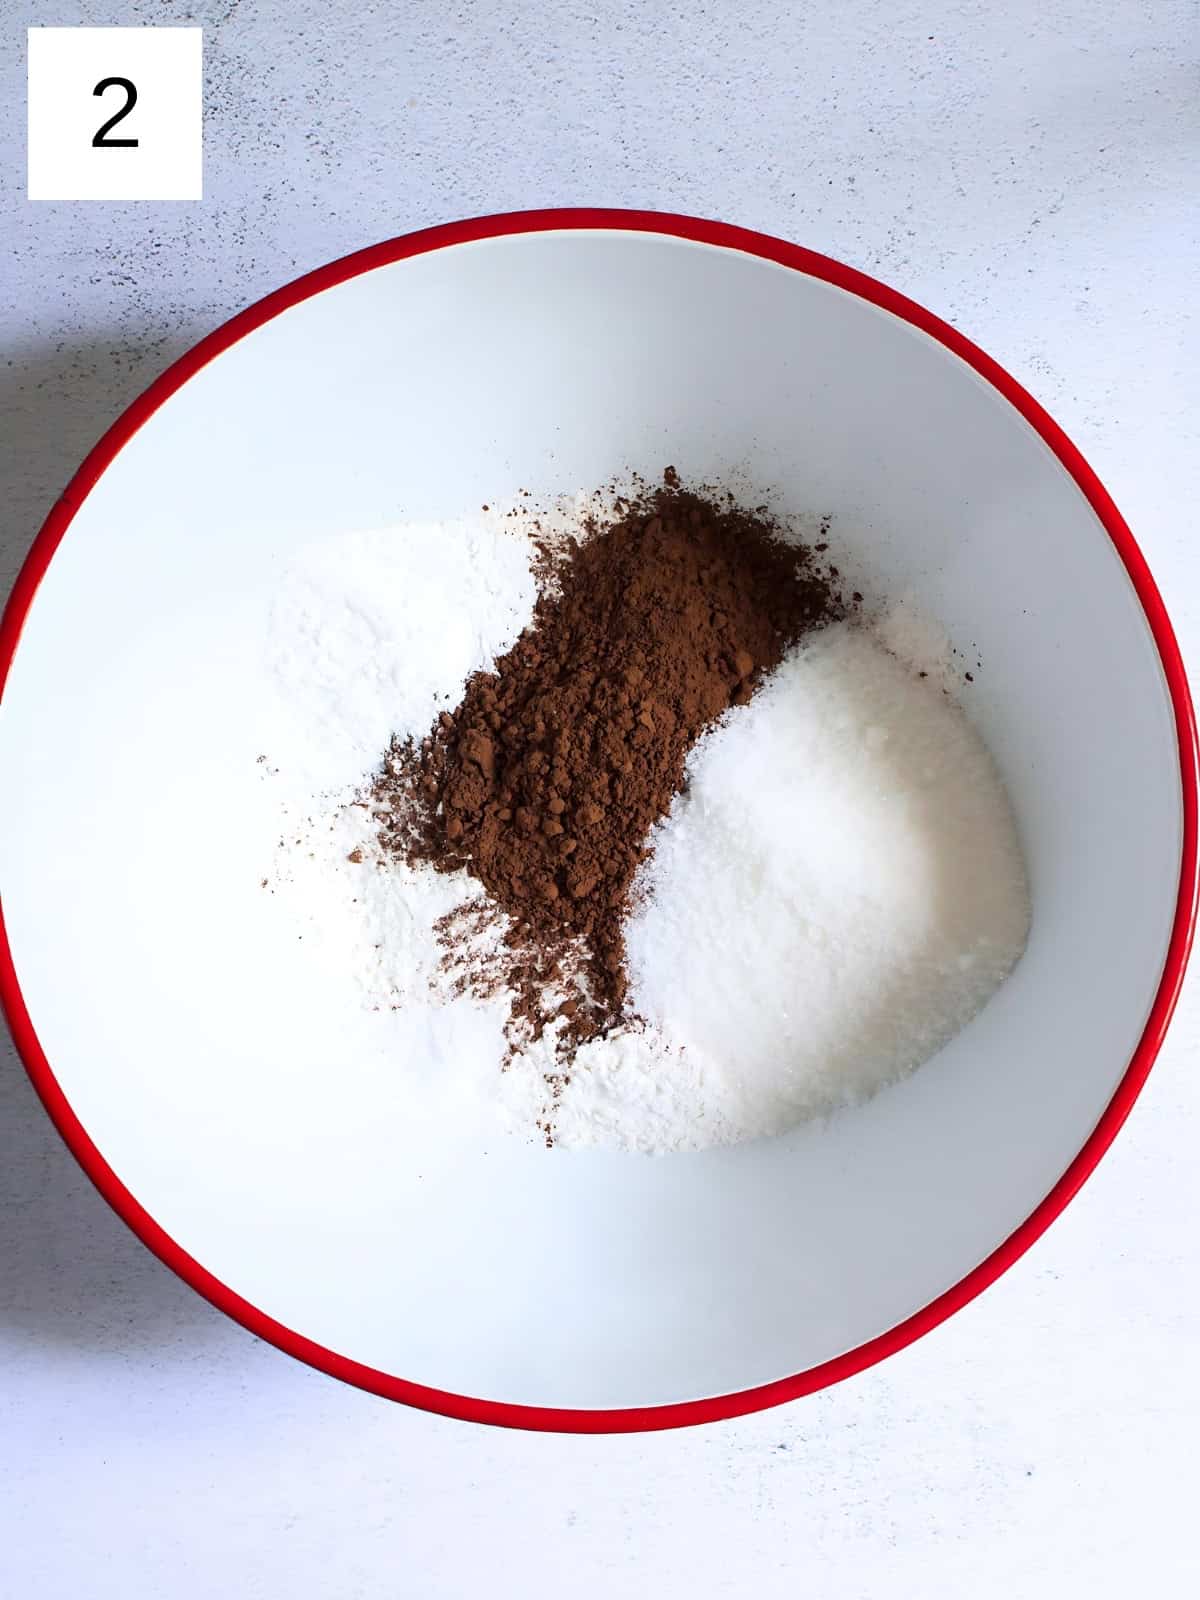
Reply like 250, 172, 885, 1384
1, 211, 1194, 1430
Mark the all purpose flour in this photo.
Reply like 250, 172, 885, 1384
266, 500, 1030, 1154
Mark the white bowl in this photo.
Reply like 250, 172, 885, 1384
1, 211, 1195, 1431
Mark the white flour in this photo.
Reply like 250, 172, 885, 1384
267, 516, 538, 790
266, 510, 1030, 1155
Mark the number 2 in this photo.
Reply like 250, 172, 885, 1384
92, 77, 138, 148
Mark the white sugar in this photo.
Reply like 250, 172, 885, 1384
612, 623, 1030, 1146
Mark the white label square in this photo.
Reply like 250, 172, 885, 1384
28, 27, 202, 201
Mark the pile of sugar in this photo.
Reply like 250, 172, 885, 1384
618, 625, 1030, 1143
266, 507, 1030, 1154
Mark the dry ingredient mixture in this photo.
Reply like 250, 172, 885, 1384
267, 474, 1030, 1153
370, 477, 845, 1067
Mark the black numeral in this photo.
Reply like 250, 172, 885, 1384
92, 77, 139, 148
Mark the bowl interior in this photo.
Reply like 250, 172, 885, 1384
0, 228, 1183, 1412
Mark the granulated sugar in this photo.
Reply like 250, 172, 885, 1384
619, 623, 1030, 1143
267, 497, 1030, 1155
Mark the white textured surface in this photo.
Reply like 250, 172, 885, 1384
1, 1, 1197, 1594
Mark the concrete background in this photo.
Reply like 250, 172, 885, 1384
2, 1, 1198, 1594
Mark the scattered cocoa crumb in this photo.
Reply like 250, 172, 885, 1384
346, 847, 364, 864
370, 476, 844, 1060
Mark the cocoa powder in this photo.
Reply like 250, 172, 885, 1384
371, 475, 844, 1056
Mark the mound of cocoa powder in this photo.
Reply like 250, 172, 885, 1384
371, 474, 844, 1057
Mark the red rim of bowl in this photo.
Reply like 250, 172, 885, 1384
1, 208, 1196, 1433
